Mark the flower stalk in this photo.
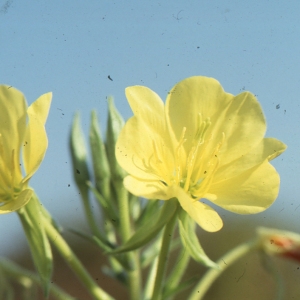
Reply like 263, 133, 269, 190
188, 239, 260, 300
42, 216, 114, 300
115, 180, 141, 300
151, 203, 178, 300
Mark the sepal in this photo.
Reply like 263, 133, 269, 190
178, 209, 218, 268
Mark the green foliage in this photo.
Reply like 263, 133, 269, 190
106, 96, 126, 181
109, 200, 178, 254
17, 195, 53, 296
69, 112, 90, 195
178, 209, 218, 269
89, 110, 111, 199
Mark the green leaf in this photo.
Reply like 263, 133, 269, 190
69, 228, 113, 252
17, 195, 53, 296
69, 113, 90, 194
178, 209, 218, 269
89, 111, 111, 200
109, 200, 178, 254
106, 96, 126, 181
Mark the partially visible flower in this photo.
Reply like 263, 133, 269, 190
116, 76, 286, 232
0, 85, 52, 213
257, 227, 300, 263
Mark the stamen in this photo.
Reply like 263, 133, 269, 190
174, 127, 186, 185
10, 149, 15, 200
190, 132, 225, 198
131, 139, 166, 183
184, 114, 211, 192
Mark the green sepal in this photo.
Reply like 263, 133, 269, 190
89, 111, 111, 200
136, 200, 161, 227
17, 195, 53, 296
109, 200, 178, 254
178, 209, 218, 269
106, 96, 126, 181
70, 113, 90, 194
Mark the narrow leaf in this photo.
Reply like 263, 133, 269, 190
109, 200, 177, 254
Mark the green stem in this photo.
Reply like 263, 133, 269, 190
164, 248, 190, 298
261, 254, 285, 300
0, 258, 75, 300
151, 210, 177, 300
143, 256, 159, 300
116, 181, 141, 300
188, 239, 260, 300
43, 217, 114, 300
82, 191, 104, 239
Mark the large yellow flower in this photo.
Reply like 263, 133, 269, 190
116, 76, 286, 232
0, 85, 52, 213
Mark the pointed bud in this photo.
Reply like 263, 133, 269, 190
257, 227, 300, 263
69, 113, 90, 194
106, 96, 126, 181
89, 111, 111, 199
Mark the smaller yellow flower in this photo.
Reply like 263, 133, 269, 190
116, 76, 286, 232
0, 85, 52, 213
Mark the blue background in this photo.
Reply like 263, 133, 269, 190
0, 0, 299, 256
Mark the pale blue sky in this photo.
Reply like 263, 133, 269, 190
1, 0, 299, 256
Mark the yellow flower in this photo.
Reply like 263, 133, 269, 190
0, 85, 52, 213
116, 76, 286, 232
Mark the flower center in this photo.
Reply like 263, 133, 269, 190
175, 114, 224, 199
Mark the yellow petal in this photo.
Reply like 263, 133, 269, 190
165, 76, 233, 151
27, 92, 52, 125
210, 160, 280, 214
123, 175, 172, 200
170, 185, 223, 232
116, 116, 174, 183
214, 137, 287, 183
125, 85, 164, 121
0, 86, 27, 183
214, 91, 267, 166
0, 189, 33, 214
22, 94, 52, 182
166, 77, 267, 168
